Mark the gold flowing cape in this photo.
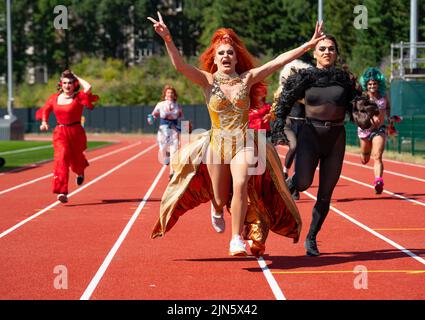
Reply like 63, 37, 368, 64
151, 131, 302, 257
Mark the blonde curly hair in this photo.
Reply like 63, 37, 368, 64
279, 59, 313, 86
270, 60, 313, 117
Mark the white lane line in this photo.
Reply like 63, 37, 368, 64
0, 145, 52, 155
80, 165, 167, 300
0, 144, 156, 239
0, 174, 53, 196
0, 142, 142, 196
339, 174, 425, 207
278, 145, 425, 182
87, 142, 141, 162
0, 141, 125, 177
345, 150, 425, 169
303, 190, 425, 266
343, 160, 425, 183
278, 154, 425, 207
256, 255, 286, 300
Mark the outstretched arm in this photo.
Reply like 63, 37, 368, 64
245, 21, 325, 86
148, 12, 210, 88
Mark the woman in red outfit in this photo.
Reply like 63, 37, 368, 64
37, 70, 98, 203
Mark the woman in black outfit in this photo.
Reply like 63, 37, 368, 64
271, 35, 362, 256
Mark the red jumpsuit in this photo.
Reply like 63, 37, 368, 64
36, 91, 97, 195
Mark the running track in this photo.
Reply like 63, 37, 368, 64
0, 135, 424, 300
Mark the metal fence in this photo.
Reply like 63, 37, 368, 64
346, 115, 425, 155
1, 106, 424, 156
0, 104, 211, 135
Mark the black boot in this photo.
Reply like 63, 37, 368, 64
76, 174, 85, 186
304, 203, 329, 257
304, 237, 320, 256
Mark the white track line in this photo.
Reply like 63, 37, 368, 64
0, 174, 54, 196
278, 145, 425, 181
0, 145, 52, 155
0, 141, 125, 177
303, 190, 425, 266
278, 145, 425, 169
339, 174, 425, 207
246, 240, 286, 300
80, 165, 167, 300
343, 160, 425, 183
0, 144, 156, 239
0, 142, 142, 196
278, 154, 425, 207
256, 256, 286, 300
345, 150, 425, 169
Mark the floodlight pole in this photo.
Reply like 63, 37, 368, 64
6, 0, 14, 117
318, 0, 323, 22
410, 0, 418, 69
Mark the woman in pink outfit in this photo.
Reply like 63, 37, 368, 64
357, 67, 391, 194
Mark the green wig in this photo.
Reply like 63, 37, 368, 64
359, 67, 386, 96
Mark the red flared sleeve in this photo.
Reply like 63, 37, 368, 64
76, 91, 99, 110
35, 94, 57, 122
248, 103, 272, 131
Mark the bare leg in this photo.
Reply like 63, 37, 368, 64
206, 146, 231, 211
371, 135, 385, 177
359, 138, 372, 165
230, 148, 255, 236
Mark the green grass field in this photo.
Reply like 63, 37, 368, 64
0, 140, 112, 172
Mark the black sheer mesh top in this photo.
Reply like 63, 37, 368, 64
288, 102, 306, 118
271, 67, 360, 145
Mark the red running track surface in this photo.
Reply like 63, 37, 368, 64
0, 135, 424, 300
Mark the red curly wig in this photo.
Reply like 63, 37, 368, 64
161, 85, 178, 102
199, 28, 267, 108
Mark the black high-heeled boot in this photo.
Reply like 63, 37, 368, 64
305, 205, 329, 256
304, 236, 320, 256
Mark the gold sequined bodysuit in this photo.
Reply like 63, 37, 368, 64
207, 75, 251, 162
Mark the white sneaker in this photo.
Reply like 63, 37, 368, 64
228, 235, 247, 256
57, 194, 68, 203
211, 203, 225, 233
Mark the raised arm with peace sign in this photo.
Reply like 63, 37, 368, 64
147, 11, 170, 40
147, 12, 211, 88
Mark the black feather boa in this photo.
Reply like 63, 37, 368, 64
271, 67, 359, 145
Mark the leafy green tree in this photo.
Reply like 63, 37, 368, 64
348, 0, 410, 76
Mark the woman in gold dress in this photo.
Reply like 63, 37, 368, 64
148, 12, 325, 257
